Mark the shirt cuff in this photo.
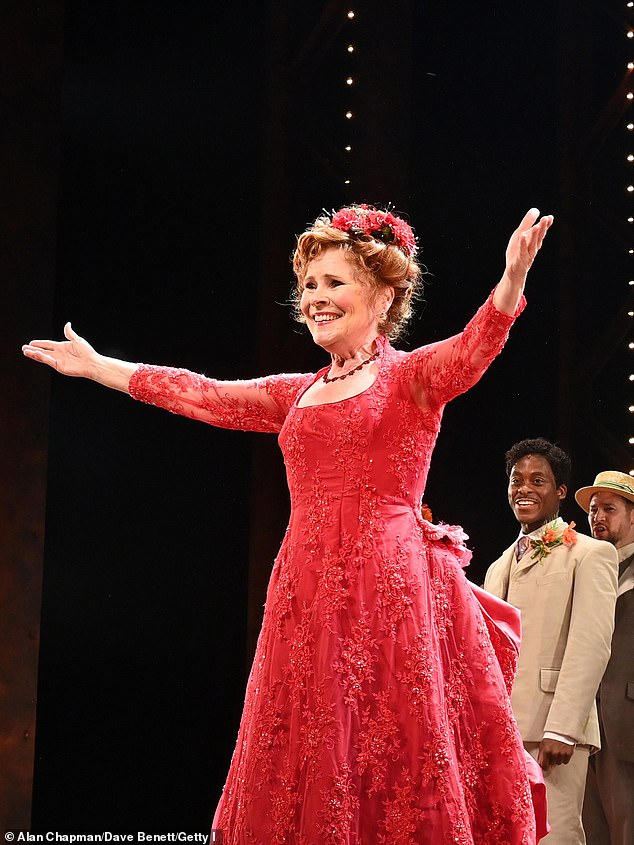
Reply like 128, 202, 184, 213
543, 731, 576, 746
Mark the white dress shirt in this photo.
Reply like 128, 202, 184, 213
617, 539, 634, 596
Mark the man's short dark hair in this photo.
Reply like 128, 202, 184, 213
505, 438, 571, 488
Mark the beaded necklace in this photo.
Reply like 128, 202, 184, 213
322, 349, 379, 383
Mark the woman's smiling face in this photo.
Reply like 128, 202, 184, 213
299, 247, 392, 356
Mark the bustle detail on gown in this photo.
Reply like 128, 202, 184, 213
129, 290, 548, 844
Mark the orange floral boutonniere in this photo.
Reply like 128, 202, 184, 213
529, 520, 578, 562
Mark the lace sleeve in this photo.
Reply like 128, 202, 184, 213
128, 365, 314, 433
403, 288, 525, 409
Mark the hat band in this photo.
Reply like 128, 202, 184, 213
595, 481, 634, 495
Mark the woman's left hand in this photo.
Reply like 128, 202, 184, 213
505, 207, 554, 285
494, 208, 554, 314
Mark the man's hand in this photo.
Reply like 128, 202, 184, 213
537, 737, 575, 772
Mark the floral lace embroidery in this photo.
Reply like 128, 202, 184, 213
283, 607, 315, 705
280, 410, 309, 493
479, 785, 535, 845
357, 689, 402, 796
314, 547, 350, 633
330, 401, 371, 475
374, 539, 419, 640
299, 466, 335, 556
430, 564, 458, 640
298, 684, 337, 784
418, 727, 452, 795
457, 724, 490, 813
385, 415, 430, 497
332, 608, 379, 714
494, 702, 526, 761
129, 367, 311, 433
252, 682, 287, 782
377, 768, 423, 845
268, 546, 300, 638
395, 632, 434, 719
268, 768, 298, 845
318, 762, 359, 845
444, 649, 471, 724
399, 293, 522, 410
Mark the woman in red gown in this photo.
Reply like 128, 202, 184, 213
23, 205, 552, 844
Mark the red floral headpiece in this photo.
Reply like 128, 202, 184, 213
329, 204, 417, 257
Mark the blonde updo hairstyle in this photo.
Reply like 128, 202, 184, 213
291, 215, 424, 341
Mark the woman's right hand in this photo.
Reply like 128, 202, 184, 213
22, 322, 99, 379
23, 323, 137, 392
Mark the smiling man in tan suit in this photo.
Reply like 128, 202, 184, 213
484, 438, 618, 845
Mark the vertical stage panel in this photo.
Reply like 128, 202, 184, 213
0, 2, 64, 829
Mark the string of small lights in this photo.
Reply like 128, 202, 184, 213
626, 0, 634, 468
343, 9, 355, 189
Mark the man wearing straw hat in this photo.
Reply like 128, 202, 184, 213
575, 471, 634, 845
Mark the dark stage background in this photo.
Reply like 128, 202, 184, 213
4, 0, 632, 831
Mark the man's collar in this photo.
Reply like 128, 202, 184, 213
617, 539, 634, 563
517, 516, 565, 542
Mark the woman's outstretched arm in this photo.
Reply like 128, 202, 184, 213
23, 322, 313, 432
401, 207, 554, 410
22, 322, 136, 393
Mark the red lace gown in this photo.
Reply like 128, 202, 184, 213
129, 291, 547, 844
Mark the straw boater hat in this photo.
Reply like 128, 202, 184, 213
575, 470, 634, 513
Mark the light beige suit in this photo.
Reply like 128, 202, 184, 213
484, 529, 618, 845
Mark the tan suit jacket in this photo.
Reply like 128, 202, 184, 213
484, 529, 618, 750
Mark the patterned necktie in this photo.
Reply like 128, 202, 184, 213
618, 556, 633, 579
516, 535, 531, 561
